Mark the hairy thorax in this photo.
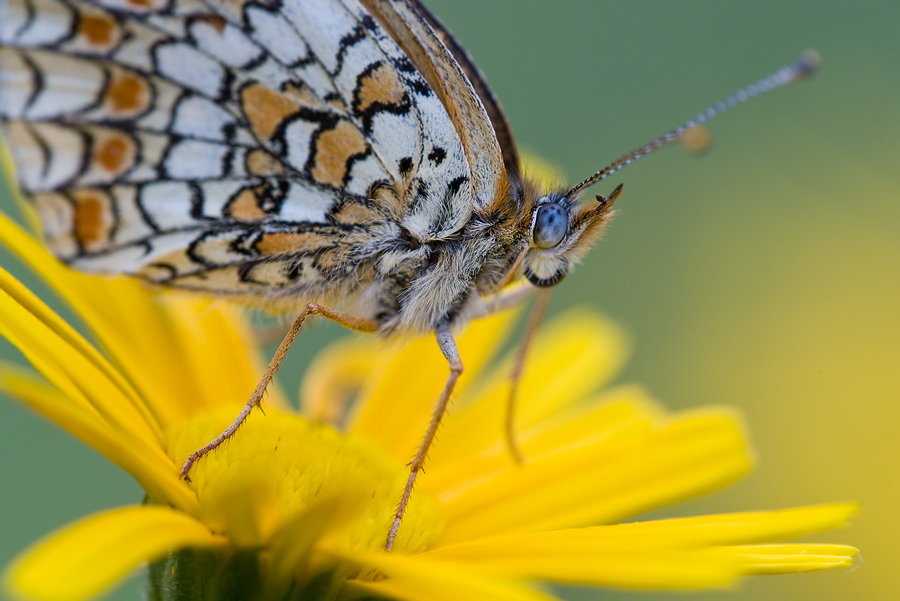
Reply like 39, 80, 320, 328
358, 179, 534, 335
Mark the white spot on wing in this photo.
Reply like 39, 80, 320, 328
171, 95, 234, 141
190, 20, 263, 69
109, 185, 155, 245
164, 139, 229, 179
2, 0, 74, 47
281, 0, 358, 74
283, 118, 318, 171
245, 7, 310, 66
139, 181, 196, 230
8, 121, 84, 191
344, 153, 386, 197
278, 182, 337, 223
0, 48, 34, 117
72, 230, 200, 273
155, 42, 226, 99
23, 51, 105, 119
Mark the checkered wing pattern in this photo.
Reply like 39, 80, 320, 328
0, 0, 480, 298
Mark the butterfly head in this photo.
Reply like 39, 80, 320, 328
522, 184, 623, 287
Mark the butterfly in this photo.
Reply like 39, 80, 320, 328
0, 0, 816, 549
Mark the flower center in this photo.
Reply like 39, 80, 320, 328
166, 407, 442, 553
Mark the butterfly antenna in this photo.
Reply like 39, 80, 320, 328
567, 50, 820, 199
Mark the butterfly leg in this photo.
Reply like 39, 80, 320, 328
484, 282, 535, 315
179, 303, 379, 481
386, 320, 463, 551
504, 288, 550, 464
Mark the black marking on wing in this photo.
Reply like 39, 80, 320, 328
70, 125, 93, 187
17, 49, 45, 116
360, 14, 378, 33
237, 258, 267, 284
270, 106, 334, 157
448, 175, 468, 196
272, 107, 373, 190
391, 56, 431, 96
9, 0, 36, 40
134, 182, 162, 233
188, 182, 206, 220
332, 23, 367, 77
427, 146, 446, 165
351, 60, 413, 134
155, 133, 183, 179
146, 261, 177, 280
25, 123, 53, 183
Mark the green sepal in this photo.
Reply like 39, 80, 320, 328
147, 548, 261, 601
147, 549, 357, 601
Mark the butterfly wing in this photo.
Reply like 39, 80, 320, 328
359, 0, 506, 206
403, 0, 520, 183
0, 0, 492, 301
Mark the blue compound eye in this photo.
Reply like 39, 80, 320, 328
533, 203, 567, 248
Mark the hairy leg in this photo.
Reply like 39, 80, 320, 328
386, 320, 463, 551
180, 303, 378, 480
505, 288, 550, 464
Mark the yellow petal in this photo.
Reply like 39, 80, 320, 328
348, 308, 518, 458
0, 212, 274, 424
585, 503, 860, 546
301, 336, 383, 422
349, 576, 559, 601
5, 506, 225, 601
438, 409, 752, 543
0, 366, 200, 514
266, 495, 371, 594
431, 310, 629, 467
0, 271, 163, 448
0, 212, 126, 345
423, 387, 661, 498
0, 263, 162, 437
420, 506, 857, 588
425, 504, 857, 558
164, 296, 289, 415
336, 551, 561, 601
73, 279, 205, 423
520, 153, 567, 189
730, 543, 860, 574
420, 548, 740, 590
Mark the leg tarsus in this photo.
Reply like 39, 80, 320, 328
180, 303, 378, 481
386, 321, 463, 551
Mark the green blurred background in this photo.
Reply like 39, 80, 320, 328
1, 1, 897, 600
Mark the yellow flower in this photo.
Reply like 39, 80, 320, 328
0, 210, 858, 601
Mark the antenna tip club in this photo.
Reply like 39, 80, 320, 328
793, 50, 821, 80
681, 124, 713, 155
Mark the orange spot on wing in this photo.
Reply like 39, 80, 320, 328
242, 83, 300, 142
226, 189, 268, 221
77, 15, 116, 46
71, 190, 113, 249
95, 135, 134, 173
246, 149, 284, 176
256, 232, 332, 255
107, 72, 149, 114
354, 62, 407, 114
331, 201, 378, 225
310, 120, 367, 188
